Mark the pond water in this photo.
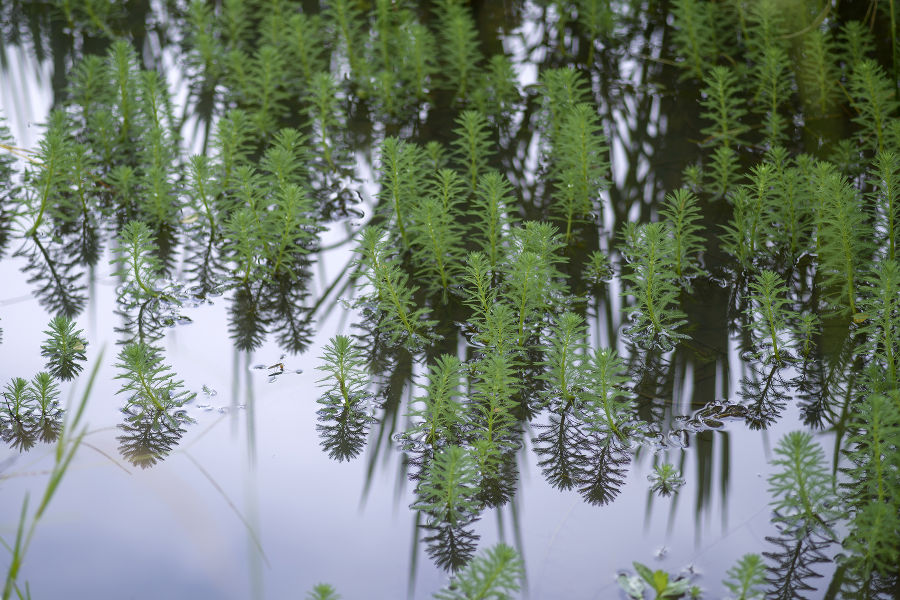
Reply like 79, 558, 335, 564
1, 1, 897, 599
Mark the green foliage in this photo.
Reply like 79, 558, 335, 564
115, 342, 195, 412
659, 188, 705, 282
699, 66, 748, 149
795, 29, 840, 118
306, 584, 340, 600
539, 67, 592, 141
471, 171, 517, 273
840, 391, 900, 582
744, 270, 794, 364
401, 355, 466, 451
549, 102, 609, 240
40, 316, 88, 381
618, 561, 693, 599
354, 227, 436, 351
620, 222, 687, 350
324, 0, 366, 85
377, 137, 428, 248
816, 173, 873, 316
413, 444, 482, 527
539, 311, 589, 410
839, 21, 875, 68
435, 0, 482, 99
582, 348, 633, 439
111, 220, 166, 300
722, 553, 765, 600
315, 335, 374, 461
856, 261, 900, 390
848, 59, 899, 154
647, 463, 685, 497
767, 431, 836, 531
432, 543, 524, 600
868, 151, 900, 261
670, 0, 719, 80
452, 111, 494, 193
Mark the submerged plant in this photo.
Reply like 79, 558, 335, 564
40, 316, 88, 381
647, 463, 686, 497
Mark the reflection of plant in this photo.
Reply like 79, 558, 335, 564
41, 316, 88, 381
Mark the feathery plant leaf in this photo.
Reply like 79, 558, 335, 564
699, 65, 748, 149
767, 431, 837, 531
868, 151, 900, 262
111, 220, 167, 300
40, 316, 88, 381
549, 102, 609, 240
413, 444, 482, 527
354, 226, 436, 351
452, 111, 494, 193
856, 260, 900, 390
670, 0, 719, 80
472, 171, 517, 274
744, 270, 795, 365
796, 29, 840, 118
539, 311, 589, 410
306, 584, 340, 600
432, 543, 524, 600
816, 172, 872, 316
539, 67, 592, 142
115, 342, 195, 412
722, 553, 766, 600
377, 137, 428, 248
619, 222, 687, 350
435, 0, 482, 99
582, 348, 633, 440
849, 59, 899, 155
659, 188, 705, 282
400, 355, 466, 452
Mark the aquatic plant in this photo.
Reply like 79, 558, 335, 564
744, 270, 794, 365
647, 463, 685, 497
617, 561, 695, 599
434, 0, 482, 99
40, 316, 88, 381
306, 584, 340, 600
620, 222, 687, 350
670, 0, 718, 80
722, 553, 765, 600
452, 110, 494, 193
315, 335, 375, 462
539, 311, 589, 410
400, 355, 466, 452
849, 59, 899, 154
767, 431, 836, 531
433, 543, 524, 600
659, 188, 705, 282
115, 342, 195, 413
111, 220, 167, 301
699, 66, 748, 150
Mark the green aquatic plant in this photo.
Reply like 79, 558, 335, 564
409, 173, 466, 301
401, 355, 466, 453
617, 561, 695, 599
549, 102, 609, 240
795, 28, 840, 118
435, 0, 482, 99
620, 221, 687, 350
354, 226, 436, 350
767, 431, 836, 531
471, 171, 517, 273
115, 342, 195, 412
647, 462, 685, 497
582, 347, 633, 439
839, 391, 900, 590
659, 188, 705, 282
699, 65, 748, 149
744, 270, 794, 364
377, 136, 427, 248
849, 59, 899, 154
722, 553, 765, 600
40, 316, 88, 381
306, 584, 340, 600
868, 151, 900, 262
111, 220, 167, 300
855, 260, 900, 390
816, 172, 873, 316
315, 335, 374, 461
721, 163, 775, 268
539, 67, 592, 140
433, 543, 524, 600
452, 110, 494, 193
670, 0, 718, 80
539, 311, 589, 410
